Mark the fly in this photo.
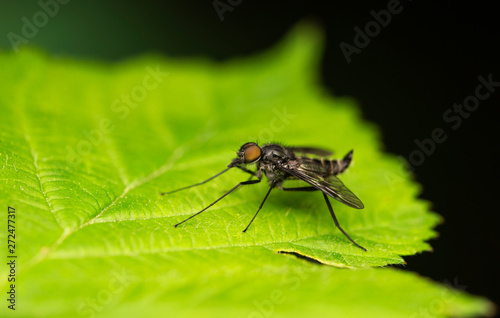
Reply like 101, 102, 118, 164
162, 142, 366, 251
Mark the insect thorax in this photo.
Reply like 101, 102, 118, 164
257, 144, 294, 185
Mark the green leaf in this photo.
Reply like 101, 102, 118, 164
0, 24, 494, 317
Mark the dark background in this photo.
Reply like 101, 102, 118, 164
1, 0, 499, 308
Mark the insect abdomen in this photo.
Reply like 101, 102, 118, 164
309, 155, 352, 176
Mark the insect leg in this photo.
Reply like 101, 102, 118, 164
236, 165, 260, 182
242, 183, 275, 233
174, 179, 261, 227
161, 167, 231, 195
322, 192, 367, 251
236, 165, 258, 177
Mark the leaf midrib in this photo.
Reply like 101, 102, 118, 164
16, 123, 203, 283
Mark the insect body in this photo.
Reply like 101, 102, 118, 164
162, 142, 366, 251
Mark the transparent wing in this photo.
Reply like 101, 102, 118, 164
288, 146, 333, 157
322, 174, 364, 209
295, 157, 330, 175
280, 163, 364, 209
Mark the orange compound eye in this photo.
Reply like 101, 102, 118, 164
244, 145, 261, 163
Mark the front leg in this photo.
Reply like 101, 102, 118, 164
237, 165, 259, 177
174, 179, 262, 228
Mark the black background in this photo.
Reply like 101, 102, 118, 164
2, 0, 499, 309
